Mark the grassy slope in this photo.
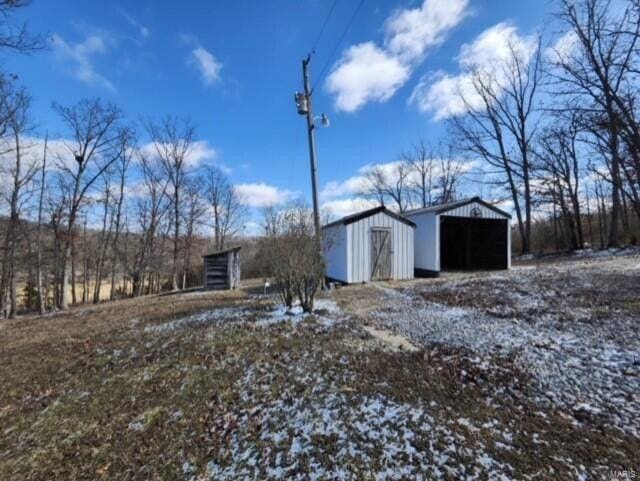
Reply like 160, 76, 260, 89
1, 268, 638, 480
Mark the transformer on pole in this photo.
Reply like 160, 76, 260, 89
294, 54, 329, 240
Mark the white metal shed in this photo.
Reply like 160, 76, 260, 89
322, 206, 415, 284
405, 197, 511, 276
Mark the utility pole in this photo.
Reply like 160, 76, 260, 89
297, 54, 322, 238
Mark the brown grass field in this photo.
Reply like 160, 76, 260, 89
1, 255, 639, 480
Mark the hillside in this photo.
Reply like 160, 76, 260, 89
1, 253, 639, 480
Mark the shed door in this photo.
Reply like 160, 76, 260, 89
371, 228, 392, 280
440, 216, 508, 270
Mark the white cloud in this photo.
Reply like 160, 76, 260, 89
322, 197, 379, 220
0, 136, 77, 173
321, 158, 478, 213
409, 70, 478, 120
326, 43, 410, 113
321, 175, 369, 200
50, 33, 115, 91
234, 183, 297, 208
321, 160, 416, 200
119, 9, 150, 39
186, 140, 218, 167
545, 30, 578, 63
139, 140, 218, 169
385, 0, 470, 62
325, 0, 468, 112
410, 22, 538, 120
189, 46, 222, 86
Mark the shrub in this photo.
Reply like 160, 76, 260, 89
259, 204, 324, 312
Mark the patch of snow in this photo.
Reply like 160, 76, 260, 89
255, 299, 342, 328
127, 420, 144, 432
144, 306, 249, 333
366, 258, 640, 436
192, 363, 516, 481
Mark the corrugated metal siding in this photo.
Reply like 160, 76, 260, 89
406, 211, 439, 271
346, 212, 414, 283
443, 201, 508, 219
323, 224, 348, 283
409, 200, 511, 272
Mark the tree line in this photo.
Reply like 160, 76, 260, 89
0, 3, 249, 318
0, 1, 249, 318
0, 91, 248, 318
1, 0, 640, 318
355, 0, 640, 255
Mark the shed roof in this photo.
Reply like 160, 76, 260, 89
404, 197, 512, 219
322, 205, 416, 230
203, 246, 241, 258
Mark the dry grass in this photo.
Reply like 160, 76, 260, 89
1, 269, 638, 480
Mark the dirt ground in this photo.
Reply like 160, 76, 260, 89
1, 252, 639, 480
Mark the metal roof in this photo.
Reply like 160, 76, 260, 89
404, 197, 512, 219
203, 246, 242, 257
322, 205, 416, 230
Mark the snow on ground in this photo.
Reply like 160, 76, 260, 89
517, 245, 640, 261
255, 299, 340, 327
144, 306, 252, 333
189, 351, 528, 481
367, 255, 640, 436
144, 298, 342, 332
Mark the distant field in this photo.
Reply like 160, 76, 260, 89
15, 280, 130, 308
1, 253, 639, 480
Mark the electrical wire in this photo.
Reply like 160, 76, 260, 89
311, 0, 365, 93
309, 0, 339, 55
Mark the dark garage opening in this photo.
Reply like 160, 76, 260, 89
440, 216, 508, 270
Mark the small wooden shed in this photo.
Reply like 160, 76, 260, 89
203, 246, 241, 290
322, 206, 415, 284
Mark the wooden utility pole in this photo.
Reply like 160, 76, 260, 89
300, 54, 321, 238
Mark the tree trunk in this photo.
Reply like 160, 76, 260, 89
585, 187, 594, 248
607, 109, 622, 248
93, 197, 112, 304
60, 242, 71, 310
71, 234, 77, 305
36, 133, 47, 314
110, 171, 126, 300
3, 130, 24, 318
172, 185, 179, 291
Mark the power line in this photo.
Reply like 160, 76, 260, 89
310, 0, 339, 55
312, 0, 365, 93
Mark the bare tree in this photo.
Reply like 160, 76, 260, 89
145, 116, 195, 291
451, 38, 542, 254
35, 131, 47, 313
436, 144, 464, 204
47, 182, 69, 308
0, 0, 43, 53
262, 205, 279, 237
180, 176, 207, 289
403, 141, 435, 208
203, 165, 247, 251
536, 115, 585, 250
550, 0, 640, 245
92, 174, 114, 303
53, 98, 124, 309
362, 161, 412, 212
132, 151, 170, 297
0, 86, 36, 317
109, 128, 134, 300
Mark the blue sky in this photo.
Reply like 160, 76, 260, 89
5, 0, 554, 230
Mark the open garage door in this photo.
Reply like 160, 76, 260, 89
440, 216, 508, 270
